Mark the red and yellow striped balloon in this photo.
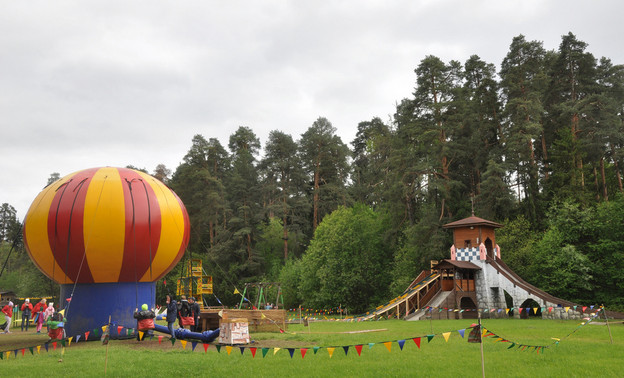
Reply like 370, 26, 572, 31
23, 167, 190, 284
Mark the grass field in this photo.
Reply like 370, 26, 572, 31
0, 317, 621, 377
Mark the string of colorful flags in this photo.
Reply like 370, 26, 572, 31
0, 309, 602, 361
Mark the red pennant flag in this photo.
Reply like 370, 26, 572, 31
203, 343, 209, 353
355, 345, 363, 356
117, 326, 123, 334
250, 347, 257, 358
582, 306, 587, 312
85, 331, 90, 340
158, 336, 163, 344
21, 349, 25, 356
163, 279, 167, 286
52, 342, 57, 350
413, 337, 421, 349
301, 348, 308, 359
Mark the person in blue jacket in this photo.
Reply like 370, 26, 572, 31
165, 294, 177, 340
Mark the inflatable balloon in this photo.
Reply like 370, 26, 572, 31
23, 167, 190, 337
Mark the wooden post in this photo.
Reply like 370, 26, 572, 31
104, 315, 111, 376
478, 311, 485, 378
299, 305, 302, 324
602, 305, 613, 344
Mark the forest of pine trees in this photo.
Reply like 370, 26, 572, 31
2, 33, 624, 312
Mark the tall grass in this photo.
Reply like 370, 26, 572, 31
0, 318, 621, 377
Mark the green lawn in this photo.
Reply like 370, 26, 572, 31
0, 318, 621, 377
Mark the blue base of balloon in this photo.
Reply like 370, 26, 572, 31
60, 282, 155, 340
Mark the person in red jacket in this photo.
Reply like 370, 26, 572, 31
2, 301, 14, 334
31, 298, 47, 333
21, 299, 33, 331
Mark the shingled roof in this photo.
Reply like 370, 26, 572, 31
442, 215, 503, 229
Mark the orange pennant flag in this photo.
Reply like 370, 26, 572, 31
226, 346, 233, 355
327, 347, 335, 358
384, 341, 392, 352
181, 340, 188, 350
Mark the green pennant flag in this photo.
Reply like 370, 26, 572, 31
29, 347, 34, 355
507, 343, 516, 349
427, 335, 435, 343
216, 345, 222, 353
262, 347, 269, 358
170, 337, 176, 346
60, 340, 66, 347
0, 351, 3, 360
127, 329, 133, 336
313, 346, 320, 354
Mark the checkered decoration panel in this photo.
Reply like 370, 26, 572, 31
456, 248, 480, 261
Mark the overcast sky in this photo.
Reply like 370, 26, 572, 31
1, 0, 622, 219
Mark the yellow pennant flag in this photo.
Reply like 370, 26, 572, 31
6, 351, 10, 359
327, 347, 335, 358
181, 340, 188, 350
68, 336, 73, 347
274, 347, 281, 355
443, 332, 451, 342
565, 307, 570, 313
58, 309, 65, 316
495, 338, 503, 342
261, 313, 267, 319
383, 341, 392, 352
101, 325, 107, 333
482, 328, 488, 337
218, 310, 224, 318
226, 346, 233, 355
233, 288, 240, 295
138, 331, 144, 340
36, 345, 41, 354
505, 308, 510, 314
533, 307, 538, 315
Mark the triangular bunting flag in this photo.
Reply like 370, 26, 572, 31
250, 347, 257, 358
180, 340, 187, 350
313, 346, 320, 354
582, 306, 587, 312
52, 342, 57, 350
61, 340, 66, 347
240, 347, 245, 355
216, 345, 222, 353
427, 335, 434, 343
261, 312, 267, 319
233, 288, 240, 295
76, 335, 81, 343
368, 342, 375, 349
458, 329, 465, 338
273, 347, 280, 355
158, 335, 163, 344
44, 343, 49, 352
301, 348, 308, 359
170, 337, 176, 346
93, 329, 99, 337
203, 343, 209, 353
533, 307, 538, 314
507, 342, 516, 349
85, 331, 90, 340
327, 347, 335, 358
21, 348, 25, 356
0, 351, 2, 360
6, 351, 10, 359
519, 308, 523, 313
413, 337, 421, 348
138, 331, 144, 340
68, 337, 73, 347
383, 341, 392, 352
29, 347, 34, 355
353, 345, 362, 356
262, 348, 269, 358
13, 350, 17, 357
398, 340, 406, 350
226, 346, 233, 355
117, 326, 123, 334
192, 342, 197, 351
343, 346, 349, 356
505, 308, 510, 314
443, 332, 451, 342
565, 306, 570, 312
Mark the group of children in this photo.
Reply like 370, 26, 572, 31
2, 298, 55, 334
